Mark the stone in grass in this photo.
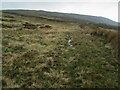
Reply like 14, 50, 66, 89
105, 43, 111, 49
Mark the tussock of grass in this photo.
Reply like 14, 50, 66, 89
87, 28, 119, 57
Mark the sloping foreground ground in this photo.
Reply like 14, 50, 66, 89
2, 12, 119, 88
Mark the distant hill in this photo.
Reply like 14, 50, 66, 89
2, 10, 118, 26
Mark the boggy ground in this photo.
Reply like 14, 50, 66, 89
2, 12, 119, 88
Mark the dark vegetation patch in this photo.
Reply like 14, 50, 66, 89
23, 22, 52, 29
2, 23, 12, 28
3, 15, 14, 18
23, 22, 37, 29
3, 46, 25, 53
0, 18, 16, 22
39, 24, 52, 29
2, 23, 22, 28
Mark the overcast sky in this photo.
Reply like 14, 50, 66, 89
1, 0, 119, 22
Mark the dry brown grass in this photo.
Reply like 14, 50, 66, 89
79, 24, 86, 28
90, 30, 97, 35
106, 31, 117, 42
89, 28, 119, 57
96, 29, 105, 36
80, 31, 89, 34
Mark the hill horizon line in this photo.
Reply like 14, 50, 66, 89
1, 9, 120, 26
1, 9, 118, 23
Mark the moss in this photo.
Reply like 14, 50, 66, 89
3, 46, 25, 53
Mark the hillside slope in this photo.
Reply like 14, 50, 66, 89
2, 11, 118, 88
2, 10, 118, 26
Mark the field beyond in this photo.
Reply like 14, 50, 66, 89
2, 11, 119, 88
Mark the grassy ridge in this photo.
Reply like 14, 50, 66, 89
2, 12, 118, 88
